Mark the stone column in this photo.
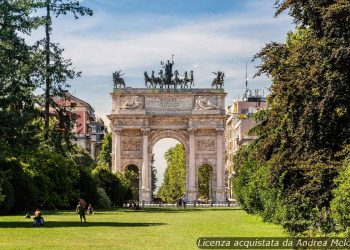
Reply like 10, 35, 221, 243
140, 128, 151, 202
187, 128, 197, 201
112, 128, 122, 173
215, 128, 225, 202
90, 141, 96, 160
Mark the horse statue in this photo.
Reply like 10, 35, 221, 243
173, 70, 183, 89
144, 71, 153, 88
158, 70, 164, 89
211, 71, 224, 89
151, 70, 159, 88
188, 70, 194, 88
182, 71, 189, 89
113, 70, 126, 88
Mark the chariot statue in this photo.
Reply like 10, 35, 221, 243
212, 71, 224, 89
143, 56, 195, 90
113, 70, 126, 88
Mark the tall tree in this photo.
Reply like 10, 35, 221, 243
0, 0, 43, 149
198, 165, 212, 200
36, 0, 93, 140
124, 165, 139, 201
157, 144, 186, 202
151, 154, 157, 198
233, 0, 350, 234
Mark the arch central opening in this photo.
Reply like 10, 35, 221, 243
152, 138, 186, 203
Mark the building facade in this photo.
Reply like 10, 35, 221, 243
52, 92, 105, 158
225, 91, 267, 199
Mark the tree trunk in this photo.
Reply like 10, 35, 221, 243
44, 0, 51, 140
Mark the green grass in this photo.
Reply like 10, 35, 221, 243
0, 207, 286, 249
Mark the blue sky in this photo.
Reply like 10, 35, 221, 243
29, 0, 294, 188
34, 0, 295, 124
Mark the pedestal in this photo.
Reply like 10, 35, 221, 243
139, 188, 152, 202
215, 189, 225, 202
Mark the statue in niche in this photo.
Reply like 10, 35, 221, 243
194, 96, 218, 110
120, 96, 143, 110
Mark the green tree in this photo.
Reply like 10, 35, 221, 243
198, 165, 212, 200
0, 0, 43, 150
0, 174, 4, 205
331, 146, 350, 232
96, 187, 111, 208
98, 132, 112, 168
69, 147, 98, 206
157, 144, 186, 202
233, 0, 350, 234
33, 0, 92, 141
124, 165, 139, 201
151, 154, 157, 198
24, 146, 80, 209
92, 166, 130, 207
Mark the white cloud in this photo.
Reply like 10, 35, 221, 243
26, 1, 293, 128
47, 9, 292, 79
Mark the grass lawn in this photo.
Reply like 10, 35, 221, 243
0, 207, 286, 249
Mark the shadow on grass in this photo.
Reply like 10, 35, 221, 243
0, 221, 166, 228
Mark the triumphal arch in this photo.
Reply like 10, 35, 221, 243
108, 60, 227, 202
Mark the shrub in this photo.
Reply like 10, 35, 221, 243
24, 147, 80, 209
93, 165, 131, 207
0, 172, 5, 205
233, 145, 339, 235
96, 187, 111, 208
331, 163, 350, 231
0, 158, 39, 213
74, 165, 98, 208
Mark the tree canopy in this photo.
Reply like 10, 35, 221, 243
234, 0, 350, 235
157, 144, 186, 202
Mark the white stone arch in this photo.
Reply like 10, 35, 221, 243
123, 162, 141, 173
108, 88, 227, 202
196, 160, 215, 173
148, 129, 189, 155
123, 162, 141, 201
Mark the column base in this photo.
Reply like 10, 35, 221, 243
139, 188, 152, 202
187, 188, 197, 202
215, 189, 225, 202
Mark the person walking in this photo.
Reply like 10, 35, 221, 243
76, 202, 86, 223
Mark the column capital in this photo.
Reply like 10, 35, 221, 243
188, 127, 197, 134
215, 127, 225, 134
114, 128, 123, 135
141, 128, 150, 136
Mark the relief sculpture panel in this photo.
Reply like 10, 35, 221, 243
194, 96, 218, 110
118, 96, 144, 110
122, 138, 141, 151
196, 138, 216, 152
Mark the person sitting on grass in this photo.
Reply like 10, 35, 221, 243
76, 202, 86, 223
87, 204, 94, 215
33, 209, 44, 226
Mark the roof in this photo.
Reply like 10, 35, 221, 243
64, 92, 95, 113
